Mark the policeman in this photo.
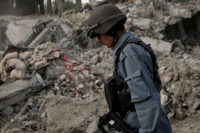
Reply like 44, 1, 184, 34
87, 4, 172, 133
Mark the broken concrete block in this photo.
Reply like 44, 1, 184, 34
52, 51, 60, 58
169, 5, 192, 18
5, 20, 36, 44
0, 51, 4, 57
160, 90, 168, 106
82, 70, 89, 78
46, 64, 65, 80
60, 23, 73, 35
76, 84, 84, 90
132, 18, 151, 30
2, 106, 14, 116
30, 73, 45, 88
191, 101, 200, 111
10, 69, 30, 79
19, 51, 32, 60
28, 28, 51, 48
0, 52, 18, 73
0, 80, 31, 110
59, 74, 66, 81
6, 58, 27, 71
91, 55, 100, 64
141, 37, 173, 53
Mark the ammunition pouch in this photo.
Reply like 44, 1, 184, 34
104, 71, 132, 113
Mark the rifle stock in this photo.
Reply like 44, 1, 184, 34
96, 111, 138, 133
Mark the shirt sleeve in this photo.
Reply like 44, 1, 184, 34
118, 45, 161, 133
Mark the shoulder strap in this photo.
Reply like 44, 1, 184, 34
113, 39, 130, 82
114, 37, 160, 90
114, 40, 129, 67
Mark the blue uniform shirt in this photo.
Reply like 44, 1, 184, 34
112, 32, 172, 133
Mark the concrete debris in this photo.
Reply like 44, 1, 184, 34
19, 19, 53, 47
141, 37, 173, 53
10, 69, 30, 80
0, 80, 31, 110
169, 5, 192, 19
30, 72, 45, 88
124, 0, 200, 38
29, 42, 60, 69
158, 51, 200, 119
2, 106, 14, 116
132, 18, 152, 30
0, 52, 18, 73
5, 20, 37, 45
1, 96, 47, 133
0, 0, 200, 132
19, 51, 32, 60
0, 42, 61, 81
28, 28, 51, 48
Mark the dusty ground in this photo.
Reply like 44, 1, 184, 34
46, 93, 200, 133
172, 119, 200, 133
46, 93, 108, 133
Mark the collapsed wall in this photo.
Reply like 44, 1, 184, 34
1, 0, 200, 132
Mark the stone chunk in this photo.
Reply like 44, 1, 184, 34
132, 18, 151, 30
5, 20, 37, 44
2, 106, 14, 116
0, 80, 31, 110
141, 37, 173, 53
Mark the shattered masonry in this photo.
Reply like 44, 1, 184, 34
0, 0, 200, 132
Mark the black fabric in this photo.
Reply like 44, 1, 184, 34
104, 75, 132, 112
104, 76, 119, 112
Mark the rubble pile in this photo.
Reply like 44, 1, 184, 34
62, 10, 90, 29
158, 51, 200, 120
1, 96, 47, 133
0, 42, 61, 82
123, 0, 200, 37
18, 19, 53, 47
51, 46, 114, 99
0, 42, 112, 132
1, 44, 200, 132
0, 17, 89, 58
1, 0, 200, 132
79, 45, 200, 121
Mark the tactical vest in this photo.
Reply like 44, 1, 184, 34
104, 37, 161, 113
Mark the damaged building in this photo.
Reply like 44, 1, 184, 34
0, 0, 200, 132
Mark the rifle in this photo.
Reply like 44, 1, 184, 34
95, 111, 138, 133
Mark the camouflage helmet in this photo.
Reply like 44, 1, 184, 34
87, 4, 127, 38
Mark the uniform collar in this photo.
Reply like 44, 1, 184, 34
112, 32, 133, 57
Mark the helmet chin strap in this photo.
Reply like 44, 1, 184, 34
107, 29, 124, 43
113, 31, 121, 43
110, 30, 118, 43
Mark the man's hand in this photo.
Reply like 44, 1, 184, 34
98, 113, 111, 129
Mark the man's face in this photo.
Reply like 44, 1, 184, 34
96, 34, 115, 48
